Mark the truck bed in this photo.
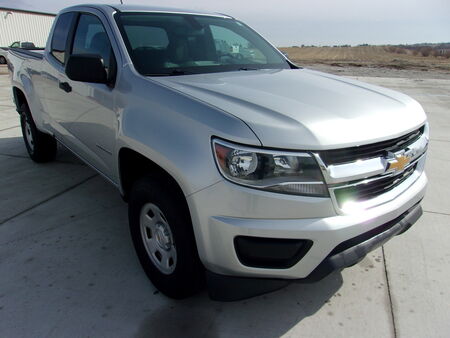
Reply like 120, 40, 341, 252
9, 48, 44, 60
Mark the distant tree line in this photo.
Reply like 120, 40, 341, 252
291, 44, 356, 48
385, 43, 450, 58
289, 43, 450, 58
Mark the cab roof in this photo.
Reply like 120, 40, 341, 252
63, 4, 233, 19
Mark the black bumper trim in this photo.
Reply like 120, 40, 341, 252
305, 202, 422, 282
206, 272, 290, 302
207, 202, 422, 301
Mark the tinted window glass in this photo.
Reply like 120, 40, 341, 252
51, 12, 76, 64
124, 26, 169, 49
72, 14, 113, 68
116, 13, 289, 76
21, 42, 36, 49
210, 25, 267, 64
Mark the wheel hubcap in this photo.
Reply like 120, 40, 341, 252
24, 120, 34, 152
154, 223, 172, 250
140, 203, 177, 274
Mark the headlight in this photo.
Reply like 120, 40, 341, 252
212, 139, 329, 197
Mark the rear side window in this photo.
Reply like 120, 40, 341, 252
51, 12, 76, 64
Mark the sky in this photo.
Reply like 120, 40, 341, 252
1, 0, 449, 46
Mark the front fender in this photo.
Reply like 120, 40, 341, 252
115, 74, 260, 196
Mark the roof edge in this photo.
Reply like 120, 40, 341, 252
105, 4, 232, 18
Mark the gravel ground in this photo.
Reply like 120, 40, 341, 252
300, 62, 450, 79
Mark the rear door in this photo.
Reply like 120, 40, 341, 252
40, 12, 77, 134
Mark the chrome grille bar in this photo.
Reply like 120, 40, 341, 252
312, 124, 428, 213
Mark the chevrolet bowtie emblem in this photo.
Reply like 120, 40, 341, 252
387, 154, 411, 172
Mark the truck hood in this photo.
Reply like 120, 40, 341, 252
154, 68, 426, 150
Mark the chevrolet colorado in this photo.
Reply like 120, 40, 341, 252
8, 4, 428, 300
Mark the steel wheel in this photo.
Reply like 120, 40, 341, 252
140, 203, 177, 274
24, 120, 35, 152
19, 103, 57, 162
129, 175, 204, 298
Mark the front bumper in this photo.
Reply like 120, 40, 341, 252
187, 169, 426, 280
206, 202, 422, 301
306, 201, 422, 281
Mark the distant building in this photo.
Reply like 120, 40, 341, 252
0, 7, 56, 47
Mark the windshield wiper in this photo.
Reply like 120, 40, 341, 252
238, 67, 259, 71
169, 69, 187, 75
145, 69, 194, 77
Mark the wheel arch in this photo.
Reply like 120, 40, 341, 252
118, 147, 187, 204
12, 86, 28, 113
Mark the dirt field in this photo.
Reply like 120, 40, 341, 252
280, 46, 450, 79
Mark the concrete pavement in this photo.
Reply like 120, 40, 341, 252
0, 67, 449, 337
352, 76, 450, 338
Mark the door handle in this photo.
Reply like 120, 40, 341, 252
59, 81, 72, 93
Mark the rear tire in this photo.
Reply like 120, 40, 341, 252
20, 103, 57, 162
128, 175, 204, 299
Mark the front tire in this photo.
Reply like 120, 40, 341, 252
0, 56, 6, 64
20, 103, 57, 162
128, 175, 204, 299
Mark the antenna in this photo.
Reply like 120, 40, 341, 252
120, 0, 123, 4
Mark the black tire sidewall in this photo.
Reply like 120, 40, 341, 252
128, 176, 204, 298
20, 105, 38, 157
19, 103, 57, 162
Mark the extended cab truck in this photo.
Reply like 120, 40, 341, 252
8, 5, 428, 301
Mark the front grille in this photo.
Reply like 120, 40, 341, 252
334, 164, 417, 208
319, 126, 425, 165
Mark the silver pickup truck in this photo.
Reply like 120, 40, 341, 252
8, 4, 428, 300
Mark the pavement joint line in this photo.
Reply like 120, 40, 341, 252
0, 153, 28, 159
423, 210, 450, 217
0, 206, 115, 246
0, 174, 98, 226
0, 152, 86, 166
382, 245, 397, 338
0, 124, 19, 132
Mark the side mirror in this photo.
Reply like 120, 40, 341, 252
66, 54, 107, 83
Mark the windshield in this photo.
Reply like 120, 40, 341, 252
115, 13, 291, 76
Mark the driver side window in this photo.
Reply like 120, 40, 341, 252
72, 14, 113, 69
